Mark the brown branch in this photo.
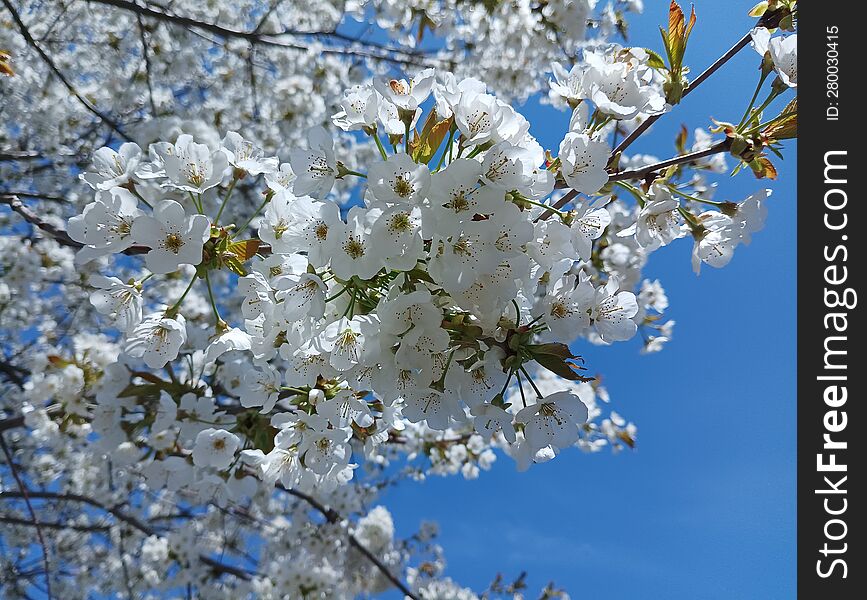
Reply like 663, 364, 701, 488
0, 515, 110, 533
275, 482, 420, 600
536, 139, 732, 221
84, 0, 437, 67
0, 490, 255, 581
1, 0, 131, 142
2, 195, 276, 257
0, 195, 150, 255
0, 436, 53, 599
613, 31, 753, 157
136, 13, 158, 117
608, 140, 731, 182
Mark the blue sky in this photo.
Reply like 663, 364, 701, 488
381, 2, 797, 598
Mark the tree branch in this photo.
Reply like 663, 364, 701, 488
275, 483, 420, 600
84, 0, 437, 67
1, 436, 53, 599
612, 30, 753, 157
0, 490, 255, 581
0, 195, 149, 255
1, 0, 131, 142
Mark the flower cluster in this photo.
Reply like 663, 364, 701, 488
60, 52, 785, 498
0, 1, 797, 595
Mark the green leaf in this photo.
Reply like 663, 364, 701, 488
412, 114, 454, 164
224, 256, 248, 276
748, 1, 768, 17
526, 342, 580, 360
644, 48, 667, 70
533, 353, 594, 382
750, 157, 778, 180
226, 239, 261, 261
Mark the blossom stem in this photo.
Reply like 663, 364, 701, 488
341, 289, 357, 318
736, 71, 770, 131
325, 286, 349, 303
166, 275, 198, 316
667, 186, 725, 207
372, 132, 389, 161
214, 176, 238, 224
234, 195, 271, 237
464, 145, 484, 160
404, 121, 411, 154
515, 370, 528, 408
522, 197, 567, 217
511, 299, 521, 327
204, 271, 223, 325
743, 88, 783, 132
128, 186, 153, 209
677, 206, 702, 229
188, 191, 204, 214
433, 128, 456, 172
519, 365, 543, 398
614, 181, 646, 209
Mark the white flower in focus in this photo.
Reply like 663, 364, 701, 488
317, 316, 371, 372
470, 403, 517, 443
402, 388, 464, 430
751, 28, 797, 88
570, 199, 612, 260
370, 206, 424, 272
264, 163, 296, 193
329, 206, 380, 280
332, 84, 379, 131
68, 188, 144, 263
89, 274, 143, 332
241, 365, 282, 413
160, 134, 228, 193
131, 200, 211, 274
454, 91, 502, 147
125, 312, 187, 369
515, 391, 589, 452
538, 275, 594, 342
192, 428, 240, 470
290, 126, 337, 199
591, 277, 639, 342
691, 212, 738, 275
558, 133, 610, 194
367, 153, 431, 206
221, 131, 278, 175
374, 68, 436, 113
80, 142, 142, 190
204, 327, 252, 364
732, 188, 771, 245
618, 185, 683, 250
549, 62, 585, 106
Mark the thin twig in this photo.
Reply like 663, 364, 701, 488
612, 32, 752, 157
1, 436, 53, 599
1, 0, 131, 141
276, 483, 420, 600
84, 0, 437, 67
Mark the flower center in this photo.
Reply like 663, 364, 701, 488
388, 212, 412, 233
273, 219, 289, 239
392, 176, 413, 198
165, 233, 185, 253
343, 235, 365, 259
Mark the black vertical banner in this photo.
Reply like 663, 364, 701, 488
798, 2, 863, 598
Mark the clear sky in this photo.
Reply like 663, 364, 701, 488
381, 2, 797, 598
